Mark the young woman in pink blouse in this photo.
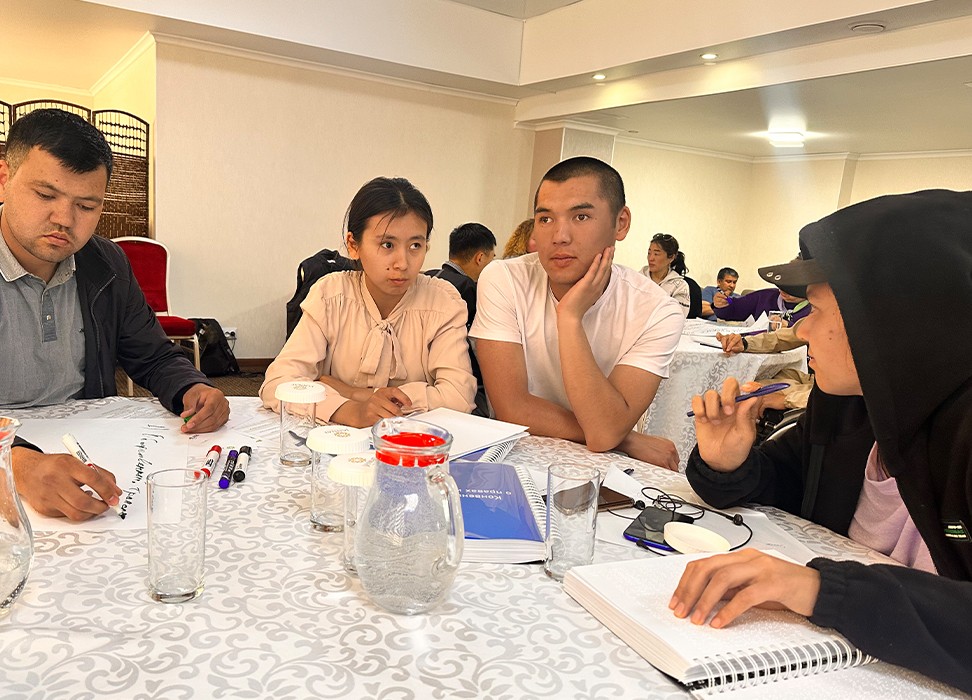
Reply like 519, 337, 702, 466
260, 177, 476, 427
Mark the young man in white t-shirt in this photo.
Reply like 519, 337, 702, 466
470, 157, 684, 469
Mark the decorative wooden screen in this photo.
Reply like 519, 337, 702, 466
92, 110, 150, 239
3, 101, 150, 239
0, 100, 10, 161
13, 100, 91, 122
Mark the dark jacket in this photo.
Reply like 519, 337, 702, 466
425, 263, 488, 415
13, 235, 210, 449
690, 190, 972, 693
713, 287, 810, 324
425, 263, 477, 329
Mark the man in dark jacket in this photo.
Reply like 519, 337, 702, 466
0, 108, 229, 521
673, 190, 972, 694
427, 222, 496, 415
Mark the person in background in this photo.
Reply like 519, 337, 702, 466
674, 190, 972, 694
716, 321, 812, 412
1, 108, 228, 521
712, 285, 809, 325
701, 267, 739, 318
426, 222, 496, 414
472, 157, 683, 470
641, 233, 691, 317
502, 218, 536, 258
260, 177, 476, 427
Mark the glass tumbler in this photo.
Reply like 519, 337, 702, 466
274, 381, 327, 466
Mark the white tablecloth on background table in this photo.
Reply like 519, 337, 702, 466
641, 334, 808, 471
0, 397, 943, 699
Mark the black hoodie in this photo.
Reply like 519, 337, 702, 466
689, 190, 972, 693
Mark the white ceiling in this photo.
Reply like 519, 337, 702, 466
3, 0, 972, 157
447, 0, 582, 19
571, 56, 972, 157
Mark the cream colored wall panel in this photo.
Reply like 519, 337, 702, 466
612, 140, 753, 292
851, 154, 972, 203
154, 43, 533, 358
741, 158, 847, 291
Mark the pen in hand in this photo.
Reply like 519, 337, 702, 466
61, 433, 123, 517
686, 382, 790, 417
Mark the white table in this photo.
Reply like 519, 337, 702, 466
642, 334, 808, 470
0, 397, 946, 699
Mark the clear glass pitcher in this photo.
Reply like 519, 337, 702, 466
0, 417, 34, 618
355, 417, 464, 615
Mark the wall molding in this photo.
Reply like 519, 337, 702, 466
90, 32, 157, 95
0, 78, 90, 98
152, 33, 518, 107
615, 135, 752, 163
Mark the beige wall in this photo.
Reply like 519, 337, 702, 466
0, 82, 92, 108
612, 140, 754, 290
154, 42, 534, 358
851, 153, 972, 203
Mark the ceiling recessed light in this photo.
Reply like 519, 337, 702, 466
767, 131, 805, 148
849, 22, 886, 34
700, 53, 718, 61
592, 73, 606, 81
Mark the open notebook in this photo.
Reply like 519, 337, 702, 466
450, 461, 545, 564
414, 408, 528, 459
564, 553, 880, 697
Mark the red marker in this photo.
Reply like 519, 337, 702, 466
196, 445, 222, 479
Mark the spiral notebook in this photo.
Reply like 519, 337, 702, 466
450, 461, 545, 564
564, 553, 877, 697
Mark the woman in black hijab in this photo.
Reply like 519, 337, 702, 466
675, 190, 972, 693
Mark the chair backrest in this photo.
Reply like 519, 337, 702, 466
115, 236, 170, 314
683, 275, 703, 319
286, 248, 356, 337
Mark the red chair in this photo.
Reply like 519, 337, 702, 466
115, 237, 201, 392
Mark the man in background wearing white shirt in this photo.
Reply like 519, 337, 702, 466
471, 157, 684, 469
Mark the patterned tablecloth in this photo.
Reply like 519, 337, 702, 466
642, 334, 808, 471
0, 397, 942, 700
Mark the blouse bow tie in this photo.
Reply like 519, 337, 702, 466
360, 320, 407, 382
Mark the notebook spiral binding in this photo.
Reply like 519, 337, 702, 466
691, 638, 874, 695
513, 464, 548, 538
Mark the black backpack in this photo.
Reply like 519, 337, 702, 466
190, 317, 241, 377
285, 248, 356, 338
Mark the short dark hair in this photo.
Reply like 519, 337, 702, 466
718, 267, 739, 280
534, 156, 625, 217
449, 222, 496, 262
345, 177, 433, 245
5, 108, 113, 182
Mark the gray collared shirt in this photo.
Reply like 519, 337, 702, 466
0, 206, 86, 407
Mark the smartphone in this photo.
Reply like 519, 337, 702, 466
623, 505, 694, 551
544, 484, 635, 515
597, 485, 635, 512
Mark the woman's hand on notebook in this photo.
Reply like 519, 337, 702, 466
669, 549, 821, 629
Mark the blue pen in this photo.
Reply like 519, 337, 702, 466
686, 382, 790, 417
218, 449, 239, 489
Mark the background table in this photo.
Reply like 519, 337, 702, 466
0, 397, 947, 699
641, 334, 807, 470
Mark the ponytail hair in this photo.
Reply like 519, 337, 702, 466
672, 251, 688, 276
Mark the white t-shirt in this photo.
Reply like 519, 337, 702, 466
470, 253, 684, 410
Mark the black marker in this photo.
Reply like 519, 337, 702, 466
233, 446, 251, 483
218, 449, 239, 489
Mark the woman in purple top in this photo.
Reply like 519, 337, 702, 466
712, 286, 809, 324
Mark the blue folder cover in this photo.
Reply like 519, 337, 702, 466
450, 461, 545, 563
